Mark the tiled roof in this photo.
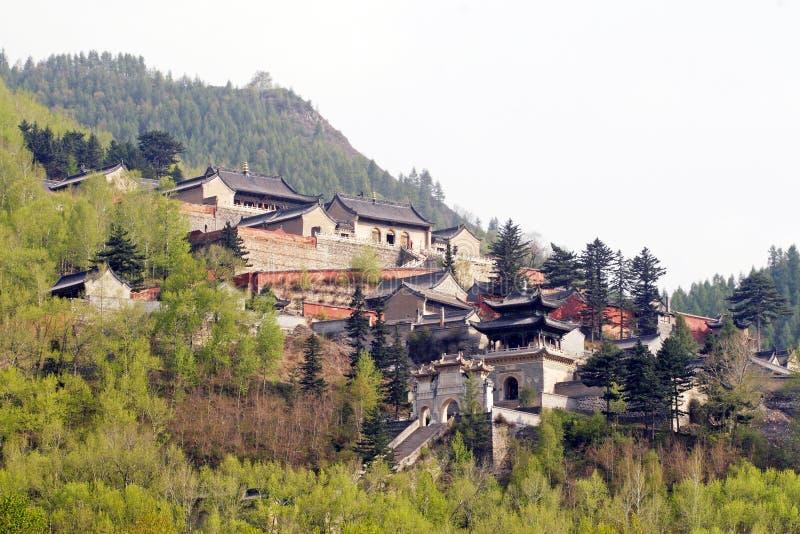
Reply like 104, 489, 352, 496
472, 313, 578, 335
173, 167, 319, 203
370, 270, 452, 299
431, 224, 479, 242
398, 282, 473, 310
51, 269, 94, 292
237, 203, 321, 228
48, 163, 126, 191
484, 288, 570, 312
328, 193, 432, 228
215, 168, 319, 203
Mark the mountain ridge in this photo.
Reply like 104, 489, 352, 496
0, 51, 469, 230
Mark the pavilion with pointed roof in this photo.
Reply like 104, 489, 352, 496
475, 288, 582, 351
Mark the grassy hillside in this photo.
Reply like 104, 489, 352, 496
0, 51, 470, 229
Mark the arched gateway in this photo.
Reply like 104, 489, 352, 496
411, 353, 494, 425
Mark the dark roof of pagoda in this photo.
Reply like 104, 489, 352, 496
472, 313, 577, 336
483, 288, 571, 313
327, 193, 432, 228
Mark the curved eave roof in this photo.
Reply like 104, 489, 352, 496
329, 193, 432, 228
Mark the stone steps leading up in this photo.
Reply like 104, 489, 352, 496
391, 423, 447, 467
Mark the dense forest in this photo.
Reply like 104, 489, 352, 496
0, 51, 471, 230
672, 245, 800, 350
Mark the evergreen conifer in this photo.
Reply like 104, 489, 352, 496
299, 334, 326, 396
93, 224, 145, 287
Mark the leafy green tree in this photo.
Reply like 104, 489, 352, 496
630, 247, 666, 335
299, 334, 326, 396
350, 246, 381, 284
656, 315, 696, 432
0, 494, 47, 533
727, 269, 789, 348
346, 284, 371, 369
137, 130, 184, 179
580, 342, 625, 421
489, 219, 529, 295
93, 224, 145, 287
348, 352, 383, 438
541, 243, 582, 289
580, 238, 615, 342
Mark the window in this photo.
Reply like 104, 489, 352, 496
371, 228, 381, 243
400, 232, 410, 248
386, 229, 396, 245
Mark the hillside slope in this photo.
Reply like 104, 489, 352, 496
0, 52, 467, 229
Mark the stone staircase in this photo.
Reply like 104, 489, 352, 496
391, 423, 448, 468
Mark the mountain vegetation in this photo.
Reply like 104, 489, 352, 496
4, 55, 800, 532
0, 51, 469, 229
672, 245, 800, 349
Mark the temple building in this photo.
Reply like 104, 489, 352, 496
469, 289, 585, 407
431, 225, 482, 257
475, 289, 584, 353
237, 203, 337, 237
170, 165, 320, 212
325, 193, 432, 250
46, 162, 137, 192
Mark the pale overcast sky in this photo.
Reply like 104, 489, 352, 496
3, 1, 799, 291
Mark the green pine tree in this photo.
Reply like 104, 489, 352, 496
624, 341, 665, 439
299, 334, 326, 396
356, 406, 393, 466
346, 284, 371, 369
541, 243, 583, 289
630, 247, 666, 336
218, 222, 250, 265
137, 130, 185, 179
656, 315, 696, 433
385, 328, 410, 419
580, 342, 624, 421
580, 238, 615, 342
610, 249, 633, 339
370, 301, 389, 371
443, 243, 456, 276
727, 269, 790, 348
93, 224, 145, 288
488, 219, 529, 295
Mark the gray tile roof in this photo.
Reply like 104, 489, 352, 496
48, 163, 126, 191
431, 224, 479, 242
328, 193, 432, 228
237, 203, 320, 227
173, 166, 319, 203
